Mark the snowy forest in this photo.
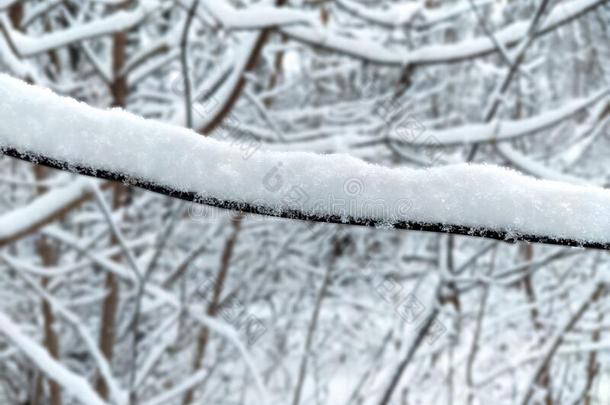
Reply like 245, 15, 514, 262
0, 0, 609, 404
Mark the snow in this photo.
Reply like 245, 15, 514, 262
336, 0, 422, 27
190, 32, 261, 130
0, 31, 34, 78
0, 0, 15, 10
0, 311, 107, 405
0, 178, 92, 243
3, 0, 597, 68
1, 0, 162, 56
278, 0, 492, 29
1, 75, 610, 245
3, 259, 127, 404
282, 0, 601, 65
200, 0, 320, 30
496, 143, 588, 185
409, 89, 609, 145
42, 225, 270, 402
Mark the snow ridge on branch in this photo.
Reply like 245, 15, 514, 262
1, 75, 609, 249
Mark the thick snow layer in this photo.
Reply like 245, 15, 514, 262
1, 75, 610, 245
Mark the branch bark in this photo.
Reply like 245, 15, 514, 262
2, 146, 609, 251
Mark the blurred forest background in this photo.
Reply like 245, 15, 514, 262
0, 0, 609, 404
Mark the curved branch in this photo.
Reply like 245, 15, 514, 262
281, 0, 605, 66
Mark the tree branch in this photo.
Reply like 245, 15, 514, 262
1, 147, 609, 250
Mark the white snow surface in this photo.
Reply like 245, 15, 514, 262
1, 75, 610, 244
0, 178, 92, 241
411, 89, 609, 145
1, 1, 161, 56
282, 0, 601, 65
0, 311, 107, 405
0, 0, 16, 9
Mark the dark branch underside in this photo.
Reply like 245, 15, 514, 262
2, 147, 609, 251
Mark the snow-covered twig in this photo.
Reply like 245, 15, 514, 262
0, 0, 16, 10
0, 1, 165, 57
199, 0, 319, 30
0, 311, 108, 405
336, 0, 493, 29
41, 225, 270, 402
281, 0, 604, 66
1, 256, 127, 404
519, 283, 607, 405
0, 179, 95, 246
397, 90, 609, 146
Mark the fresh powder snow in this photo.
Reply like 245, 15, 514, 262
0, 75, 609, 245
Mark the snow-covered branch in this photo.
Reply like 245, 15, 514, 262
0, 1, 608, 403
0, 311, 107, 405
0, 179, 92, 244
199, 0, 320, 30
407, 90, 609, 146
336, 0, 493, 28
0, 0, 16, 10
1, 75, 609, 249
0, 0, 164, 57
281, 0, 605, 65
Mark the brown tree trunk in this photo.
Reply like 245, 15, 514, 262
182, 215, 243, 405
95, 12, 130, 398
8, 2, 22, 28
198, 0, 286, 135
519, 243, 551, 403
95, 184, 127, 400
33, 166, 62, 405
582, 311, 603, 405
